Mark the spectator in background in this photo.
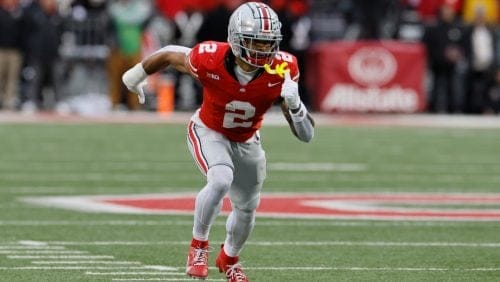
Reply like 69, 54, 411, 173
21, 0, 64, 113
486, 68, 500, 114
308, 0, 352, 41
270, 0, 312, 107
464, 5, 496, 114
172, 1, 204, 110
462, 0, 498, 24
417, 0, 462, 22
155, 0, 184, 20
197, 0, 243, 43
0, 0, 26, 111
174, 2, 204, 47
353, 0, 392, 39
393, 0, 426, 42
422, 3, 467, 113
107, 0, 152, 111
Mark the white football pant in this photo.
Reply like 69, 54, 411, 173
186, 112, 266, 257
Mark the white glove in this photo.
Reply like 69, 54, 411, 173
122, 63, 148, 104
280, 71, 301, 110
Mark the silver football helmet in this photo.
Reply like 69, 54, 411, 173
227, 2, 282, 67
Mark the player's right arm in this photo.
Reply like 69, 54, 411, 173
122, 45, 193, 104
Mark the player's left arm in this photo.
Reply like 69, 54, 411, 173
280, 70, 315, 143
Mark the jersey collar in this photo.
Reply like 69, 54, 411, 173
224, 49, 264, 82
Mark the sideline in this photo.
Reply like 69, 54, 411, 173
1, 111, 500, 128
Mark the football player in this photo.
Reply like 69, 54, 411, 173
122, 2, 314, 281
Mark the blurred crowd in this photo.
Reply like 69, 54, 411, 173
0, 0, 499, 114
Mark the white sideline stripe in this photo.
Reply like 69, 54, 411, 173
3, 111, 500, 128
1, 186, 165, 194
243, 267, 500, 272
32, 261, 141, 265
7, 255, 114, 259
0, 162, 365, 172
0, 266, 155, 270
0, 266, 497, 273
34, 240, 500, 248
0, 246, 65, 250
19, 240, 47, 246
143, 265, 178, 271
268, 162, 367, 172
0, 250, 87, 254
21, 197, 156, 214
253, 241, 500, 247
0, 219, 488, 227
106, 267, 500, 280
86, 272, 185, 276
0, 187, 81, 194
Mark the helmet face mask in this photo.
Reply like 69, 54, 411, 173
228, 2, 282, 68
240, 37, 280, 67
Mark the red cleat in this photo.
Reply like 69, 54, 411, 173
215, 245, 249, 282
186, 239, 209, 279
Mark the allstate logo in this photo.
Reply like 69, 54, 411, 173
347, 47, 397, 87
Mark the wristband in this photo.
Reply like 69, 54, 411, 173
289, 102, 307, 122
123, 63, 148, 86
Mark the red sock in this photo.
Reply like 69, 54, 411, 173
219, 245, 238, 265
191, 238, 208, 248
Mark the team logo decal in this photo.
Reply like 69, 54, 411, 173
22, 193, 500, 221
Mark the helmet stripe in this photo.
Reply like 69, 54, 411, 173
256, 3, 271, 32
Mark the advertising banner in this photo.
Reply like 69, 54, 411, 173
307, 41, 427, 113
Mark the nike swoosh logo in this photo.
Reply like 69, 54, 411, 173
268, 82, 281, 87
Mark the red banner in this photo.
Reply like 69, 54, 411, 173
307, 41, 427, 113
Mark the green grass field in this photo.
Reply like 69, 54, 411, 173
0, 118, 499, 281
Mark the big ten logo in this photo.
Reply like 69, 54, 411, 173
206, 73, 220, 80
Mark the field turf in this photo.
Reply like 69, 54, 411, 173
0, 115, 499, 281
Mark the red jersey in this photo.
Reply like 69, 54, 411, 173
187, 41, 299, 142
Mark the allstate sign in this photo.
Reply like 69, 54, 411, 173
307, 41, 427, 113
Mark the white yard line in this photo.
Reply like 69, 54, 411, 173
86, 272, 185, 276
18, 240, 48, 246
0, 250, 87, 254
0, 219, 490, 227
32, 261, 141, 265
0, 246, 65, 250
0, 266, 497, 272
19, 240, 500, 248
7, 255, 114, 259
1, 173, 165, 182
142, 265, 178, 271
242, 266, 500, 272
0, 266, 155, 270
0, 220, 198, 226
249, 241, 500, 247
7, 172, 500, 182
268, 162, 367, 172
0, 187, 82, 194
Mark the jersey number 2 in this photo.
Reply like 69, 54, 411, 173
223, 101, 256, 128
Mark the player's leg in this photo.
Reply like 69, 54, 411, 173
193, 165, 233, 241
216, 134, 266, 281
106, 49, 125, 110
186, 119, 234, 279
3, 50, 22, 110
